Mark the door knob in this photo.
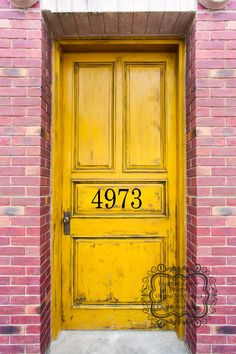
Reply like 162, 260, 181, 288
63, 210, 71, 235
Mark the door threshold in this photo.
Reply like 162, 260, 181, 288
49, 330, 190, 354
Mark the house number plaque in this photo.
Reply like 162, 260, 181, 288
73, 181, 167, 218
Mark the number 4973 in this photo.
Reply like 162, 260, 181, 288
91, 188, 142, 210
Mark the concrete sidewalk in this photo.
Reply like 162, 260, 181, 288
49, 331, 190, 354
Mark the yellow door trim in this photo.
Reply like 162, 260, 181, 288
51, 38, 186, 340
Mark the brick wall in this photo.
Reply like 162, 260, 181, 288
0, 0, 52, 353
186, 1, 236, 353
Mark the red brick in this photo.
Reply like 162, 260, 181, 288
186, 12, 236, 353
227, 257, 236, 265
228, 237, 236, 246
212, 345, 236, 353
0, 127, 25, 135
26, 344, 41, 353
0, 306, 24, 314
198, 257, 226, 266
212, 227, 236, 236
12, 39, 41, 49
227, 198, 236, 206
195, 344, 212, 353
26, 267, 40, 276
196, 137, 225, 145
11, 217, 40, 227
12, 137, 40, 146
11, 296, 39, 305
195, 31, 211, 40
228, 316, 236, 325
197, 177, 226, 186
11, 257, 40, 266
197, 217, 225, 226
212, 107, 236, 117
0, 258, 10, 266
11, 277, 39, 286
227, 117, 236, 126
0, 106, 26, 116
196, 78, 225, 88
196, 40, 225, 50
212, 188, 236, 196
229, 336, 236, 344
198, 335, 226, 344
0, 87, 26, 96
0, 277, 10, 285
0, 58, 11, 67
12, 97, 41, 106
0, 227, 25, 236
0, 11, 26, 20
198, 237, 226, 246
0, 77, 11, 86
11, 237, 39, 247
10, 335, 40, 344
26, 325, 40, 334
0, 345, 25, 353
0, 28, 26, 39
11, 316, 40, 325
0, 187, 25, 196
212, 167, 236, 176
0, 48, 41, 58
27, 30, 42, 39
12, 78, 41, 87
0, 268, 24, 276
0, 316, 10, 325
196, 60, 226, 69
0, 336, 9, 344
228, 278, 236, 285
213, 247, 236, 256
227, 59, 236, 68
213, 268, 236, 277
11, 198, 39, 207
0, 198, 10, 206
0, 147, 25, 156
196, 98, 225, 107
26, 286, 40, 295
25, 207, 41, 216
12, 157, 41, 166
198, 198, 226, 207
12, 58, 41, 67
227, 158, 236, 166
0, 168, 25, 176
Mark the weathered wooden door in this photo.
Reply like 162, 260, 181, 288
61, 51, 177, 329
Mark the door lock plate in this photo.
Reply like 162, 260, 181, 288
63, 210, 71, 235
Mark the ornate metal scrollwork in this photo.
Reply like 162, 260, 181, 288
142, 264, 217, 328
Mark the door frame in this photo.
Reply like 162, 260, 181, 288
51, 38, 186, 340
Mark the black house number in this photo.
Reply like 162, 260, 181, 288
91, 188, 142, 209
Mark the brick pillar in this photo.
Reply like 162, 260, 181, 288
0, 1, 52, 353
186, 1, 236, 353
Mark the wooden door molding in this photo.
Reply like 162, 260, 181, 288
51, 38, 186, 340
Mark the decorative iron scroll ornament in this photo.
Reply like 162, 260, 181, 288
141, 264, 217, 328
199, 0, 230, 9
9, 0, 38, 8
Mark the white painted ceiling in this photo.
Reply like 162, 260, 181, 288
41, 0, 197, 12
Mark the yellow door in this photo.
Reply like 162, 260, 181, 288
61, 51, 177, 329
